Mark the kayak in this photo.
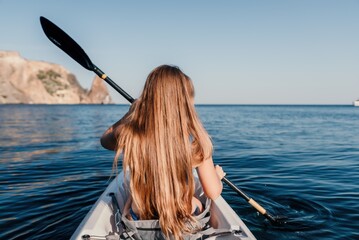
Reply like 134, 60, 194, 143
71, 171, 257, 240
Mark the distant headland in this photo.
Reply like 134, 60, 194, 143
0, 51, 113, 104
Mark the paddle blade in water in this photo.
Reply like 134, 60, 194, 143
40, 16, 94, 71
271, 216, 289, 225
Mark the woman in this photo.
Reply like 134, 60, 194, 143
101, 65, 225, 239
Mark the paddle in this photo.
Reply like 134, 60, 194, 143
39, 16, 134, 104
222, 177, 283, 223
39, 16, 284, 225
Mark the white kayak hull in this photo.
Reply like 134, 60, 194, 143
71, 171, 256, 240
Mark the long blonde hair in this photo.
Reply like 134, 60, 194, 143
114, 65, 212, 239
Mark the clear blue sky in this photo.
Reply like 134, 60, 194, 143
1, 0, 358, 104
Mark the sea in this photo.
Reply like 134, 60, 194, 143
0, 104, 358, 240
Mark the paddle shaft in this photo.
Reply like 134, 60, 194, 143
93, 65, 134, 103
222, 177, 277, 223
41, 16, 279, 224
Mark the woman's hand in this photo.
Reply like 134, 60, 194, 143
215, 165, 226, 180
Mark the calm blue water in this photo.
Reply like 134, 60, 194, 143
0, 105, 358, 240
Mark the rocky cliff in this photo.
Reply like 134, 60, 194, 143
0, 51, 113, 104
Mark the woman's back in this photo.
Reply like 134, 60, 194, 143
101, 65, 225, 239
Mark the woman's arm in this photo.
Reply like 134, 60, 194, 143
196, 157, 226, 200
101, 105, 134, 151
100, 123, 119, 151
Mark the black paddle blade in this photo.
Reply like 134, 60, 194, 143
40, 16, 94, 71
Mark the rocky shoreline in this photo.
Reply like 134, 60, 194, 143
0, 51, 113, 104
